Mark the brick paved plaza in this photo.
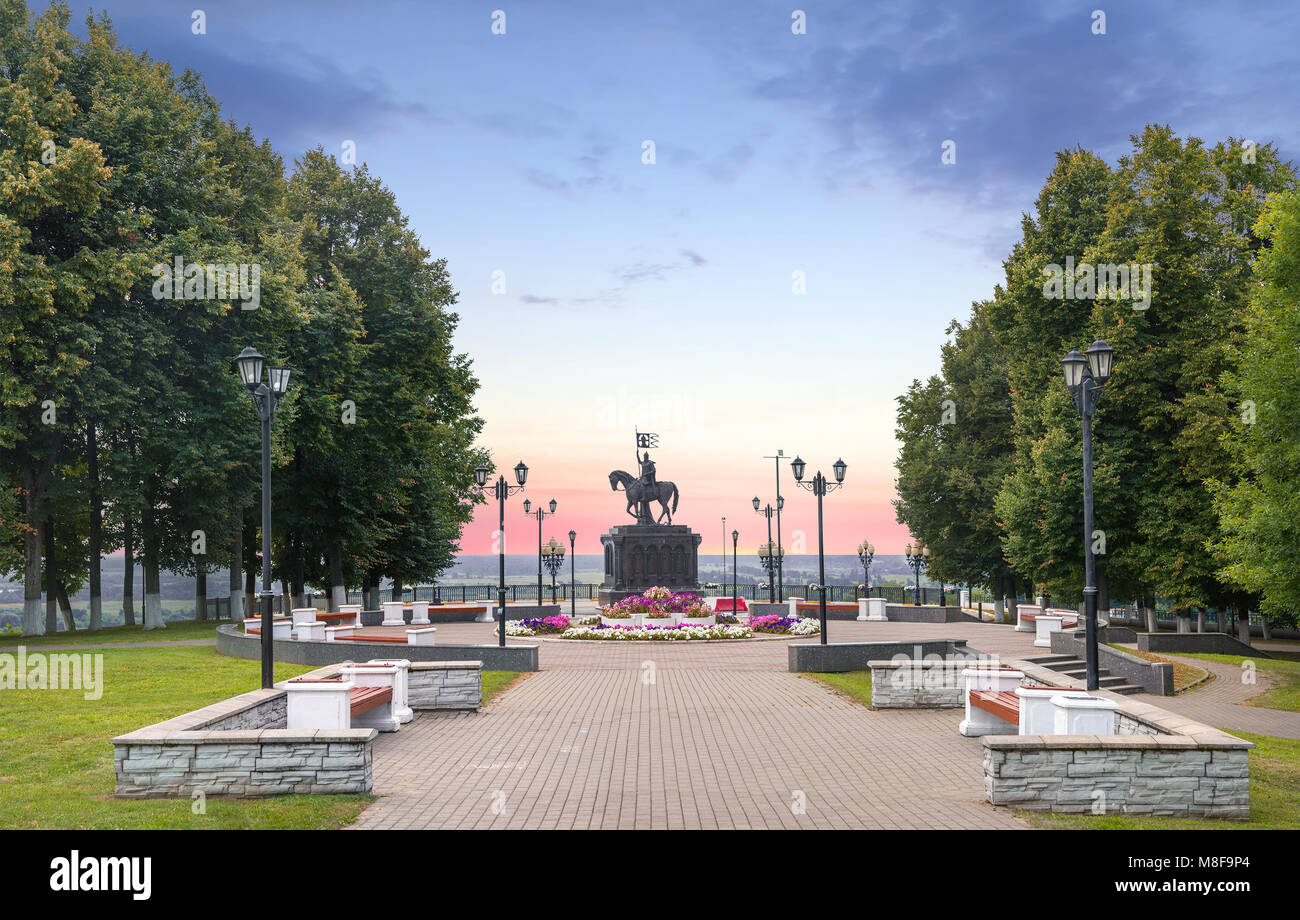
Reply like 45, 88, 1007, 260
348, 618, 1297, 830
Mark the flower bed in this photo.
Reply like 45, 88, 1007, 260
602, 587, 712, 620
560, 623, 753, 641
748, 615, 820, 636
505, 614, 598, 637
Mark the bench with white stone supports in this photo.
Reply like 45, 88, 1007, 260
344, 660, 413, 724
286, 668, 400, 733
295, 620, 327, 641
857, 597, 888, 621
244, 617, 293, 639
958, 666, 1025, 736
381, 600, 406, 627
1034, 614, 1064, 648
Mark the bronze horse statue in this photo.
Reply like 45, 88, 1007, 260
609, 470, 679, 525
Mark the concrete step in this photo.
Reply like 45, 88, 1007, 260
1039, 658, 1089, 673
1106, 683, 1146, 695
1021, 654, 1079, 668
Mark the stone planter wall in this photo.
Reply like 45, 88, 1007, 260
111, 666, 375, 798
113, 659, 485, 798
869, 660, 995, 709
982, 698, 1253, 820
408, 661, 482, 710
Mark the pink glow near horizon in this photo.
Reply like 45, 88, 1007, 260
460, 454, 914, 556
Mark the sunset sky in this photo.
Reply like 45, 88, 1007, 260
70, 0, 1299, 556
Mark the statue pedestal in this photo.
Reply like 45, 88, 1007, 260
599, 524, 702, 605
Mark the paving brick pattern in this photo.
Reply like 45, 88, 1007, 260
350, 617, 1298, 829
352, 667, 1024, 829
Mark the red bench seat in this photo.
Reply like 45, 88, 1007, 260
969, 689, 1019, 724
349, 685, 392, 718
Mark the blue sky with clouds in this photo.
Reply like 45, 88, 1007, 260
54, 0, 1300, 553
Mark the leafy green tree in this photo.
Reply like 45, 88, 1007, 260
0, 0, 111, 634
1211, 187, 1300, 629
894, 306, 1019, 619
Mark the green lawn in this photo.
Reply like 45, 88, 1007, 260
802, 670, 872, 707
0, 618, 224, 647
1020, 731, 1300, 829
1177, 653, 1300, 713
482, 670, 528, 704
0, 645, 369, 829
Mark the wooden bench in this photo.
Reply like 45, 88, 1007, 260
329, 626, 436, 646
349, 685, 392, 718
285, 676, 400, 732
969, 689, 1019, 725
317, 610, 358, 625
958, 666, 1025, 736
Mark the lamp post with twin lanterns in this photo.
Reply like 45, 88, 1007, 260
905, 542, 928, 606
791, 455, 847, 645
568, 530, 577, 616
541, 537, 566, 604
752, 496, 783, 600
523, 498, 557, 609
473, 460, 529, 647
235, 347, 292, 689
857, 540, 875, 596
1061, 339, 1114, 691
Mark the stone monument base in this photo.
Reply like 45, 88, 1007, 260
599, 523, 702, 607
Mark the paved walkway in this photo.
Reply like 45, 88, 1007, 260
350, 617, 1298, 829
1127, 653, 1300, 740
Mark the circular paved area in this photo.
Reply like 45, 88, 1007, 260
350, 618, 1298, 829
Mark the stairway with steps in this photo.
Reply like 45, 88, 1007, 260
1021, 653, 1145, 695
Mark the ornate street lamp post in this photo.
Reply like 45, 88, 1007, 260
857, 540, 875, 596
568, 529, 577, 616
1062, 339, 1114, 691
763, 451, 787, 601
791, 455, 847, 644
523, 497, 557, 608
542, 537, 565, 604
905, 541, 927, 606
753, 497, 782, 600
235, 347, 292, 689
474, 460, 528, 647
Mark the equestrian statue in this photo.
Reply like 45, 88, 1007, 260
609, 449, 679, 525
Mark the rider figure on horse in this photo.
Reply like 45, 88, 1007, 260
639, 451, 656, 490
637, 451, 657, 523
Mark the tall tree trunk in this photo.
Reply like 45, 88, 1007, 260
123, 521, 136, 626
365, 568, 381, 610
328, 542, 345, 611
1143, 592, 1158, 634
56, 578, 75, 630
391, 577, 403, 602
244, 555, 256, 618
993, 574, 1005, 624
21, 465, 44, 635
87, 424, 103, 630
195, 569, 207, 622
1196, 606, 1206, 633
1236, 605, 1252, 646
230, 520, 245, 623
44, 515, 58, 634
142, 505, 165, 630
1261, 614, 1272, 641
292, 530, 306, 608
